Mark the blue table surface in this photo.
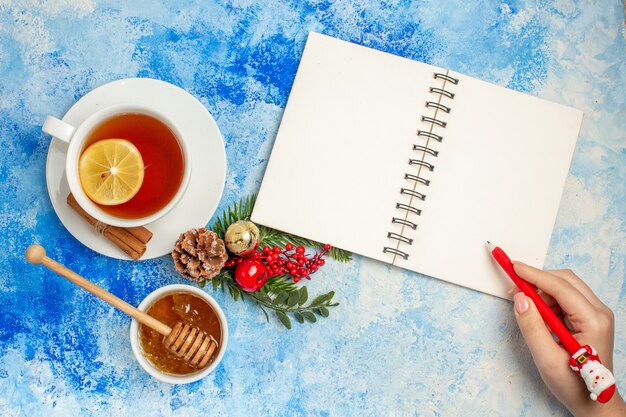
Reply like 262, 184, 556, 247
1, 1, 624, 416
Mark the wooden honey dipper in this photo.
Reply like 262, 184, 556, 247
25, 244, 218, 369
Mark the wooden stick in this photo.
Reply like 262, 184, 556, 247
25, 244, 170, 336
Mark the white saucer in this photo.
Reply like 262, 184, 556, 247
46, 78, 227, 260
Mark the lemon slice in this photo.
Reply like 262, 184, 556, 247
78, 139, 145, 205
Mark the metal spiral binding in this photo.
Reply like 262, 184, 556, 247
382, 247, 409, 260
404, 173, 430, 186
396, 202, 422, 215
429, 87, 455, 99
413, 144, 439, 157
416, 130, 442, 142
392, 217, 417, 230
387, 232, 413, 244
434, 73, 459, 84
408, 159, 435, 171
426, 101, 451, 113
421, 116, 447, 128
401, 188, 426, 200
383, 71, 459, 261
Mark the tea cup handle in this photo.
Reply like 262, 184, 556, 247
42, 116, 76, 143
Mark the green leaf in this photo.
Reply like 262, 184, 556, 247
324, 291, 336, 303
315, 306, 330, 317
302, 311, 317, 323
198, 280, 206, 288
309, 294, 328, 307
262, 275, 298, 294
275, 292, 289, 305
298, 286, 308, 305
211, 278, 219, 290
255, 293, 272, 303
232, 287, 240, 301
293, 312, 305, 324
276, 311, 292, 329
287, 291, 300, 308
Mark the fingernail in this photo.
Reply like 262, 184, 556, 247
514, 292, 529, 314
512, 261, 528, 274
507, 286, 519, 295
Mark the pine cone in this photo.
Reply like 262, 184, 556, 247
172, 228, 228, 281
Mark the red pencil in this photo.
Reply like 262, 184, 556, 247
487, 241, 580, 353
487, 241, 616, 403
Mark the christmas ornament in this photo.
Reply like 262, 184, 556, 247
224, 220, 260, 256
569, 345, 616, 402
224, 243, 331, 283
235, 258, 269, 292
211, 195, 351, 263
172, 228, 228, 281
172, 195, 350, 329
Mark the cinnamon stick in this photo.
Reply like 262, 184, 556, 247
66, 194, 150, 260
125, 226, 153, 244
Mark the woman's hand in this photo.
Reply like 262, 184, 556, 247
511, 263, 626, 417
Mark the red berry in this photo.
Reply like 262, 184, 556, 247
295, 246, 305, 254
285, 243, 293, 251
235, 259, 269, 292
294, 277, 301, 283
298, 268, 308, 276
273, 246, 282, 254
297, 259, 304, 266
324, 244, 332, 251
318, 259, 325, 266
286, 261, 294, 269
263, 246, 271, 253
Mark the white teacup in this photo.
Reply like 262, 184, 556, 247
43, 104, 191, 227
129, 284, 229, 384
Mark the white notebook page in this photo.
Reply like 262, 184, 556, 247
400, 71, 582, 297
252, 32, 582, 299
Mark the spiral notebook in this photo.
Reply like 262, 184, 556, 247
251, 32, 582, 299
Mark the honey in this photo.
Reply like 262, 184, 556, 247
139, 292, 222, 375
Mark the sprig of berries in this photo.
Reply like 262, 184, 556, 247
224, 243, 331, 283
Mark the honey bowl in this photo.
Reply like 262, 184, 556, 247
130, 284, 228, 384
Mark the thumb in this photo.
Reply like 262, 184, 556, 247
513, 293, 562, 366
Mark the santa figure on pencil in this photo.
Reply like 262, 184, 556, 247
569, 345, 616, 402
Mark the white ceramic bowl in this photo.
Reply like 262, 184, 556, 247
130, 284, 228, 384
